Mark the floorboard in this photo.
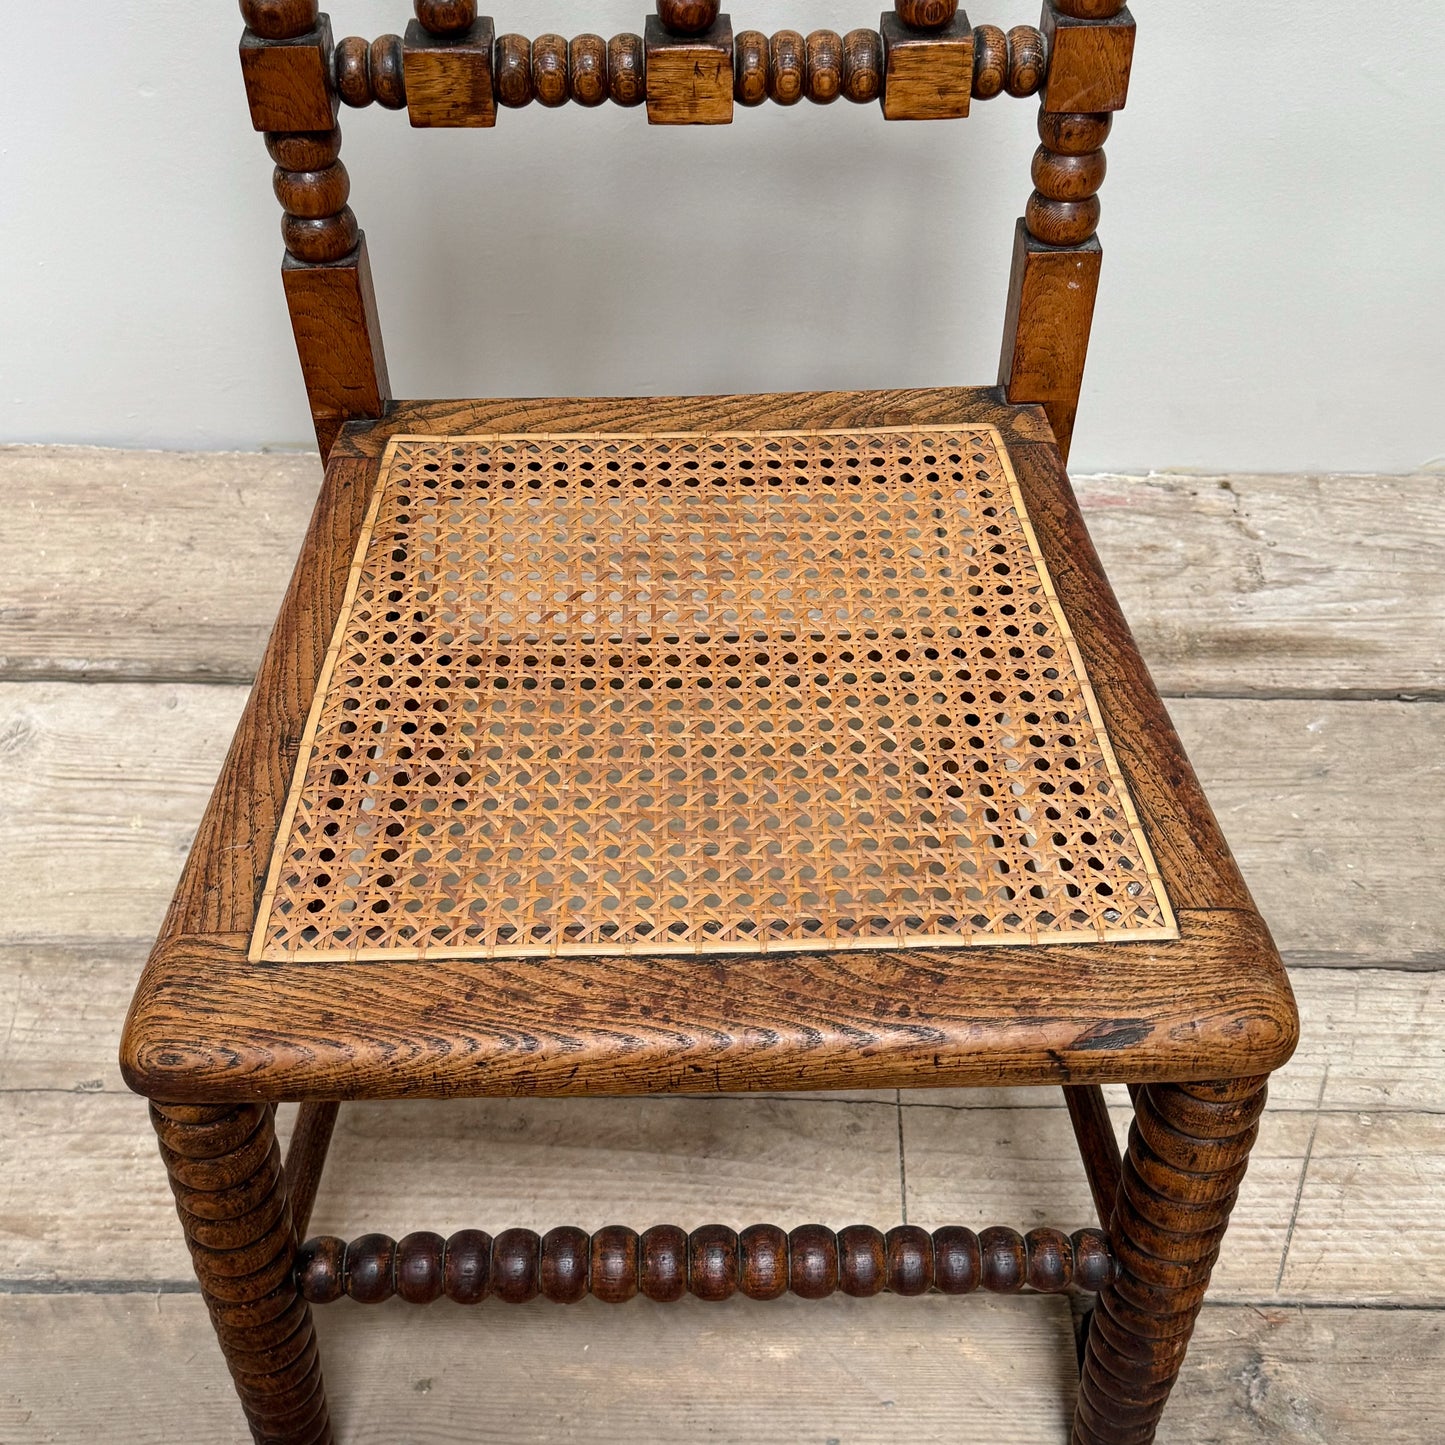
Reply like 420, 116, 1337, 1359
4, 447, 1440, 699
4, 684, 1438, 966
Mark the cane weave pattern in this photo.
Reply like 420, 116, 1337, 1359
253, 426, 1175, 962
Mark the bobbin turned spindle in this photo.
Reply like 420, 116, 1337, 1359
895, 0, 958, 28
240, 0, 318, 40
1028, 110, 1111, 247
414, 0, 477, 38
608, 34, 646, 106
494, 33, 532, 108
656, 0, 721, 36
296, 1223, 1117, 1304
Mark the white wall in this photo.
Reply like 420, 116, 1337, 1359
2, 0, 1441, 472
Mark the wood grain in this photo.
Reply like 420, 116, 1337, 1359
7, 1086, 1445, 1304
0, 1292, 1079, 1443
3, 688, 1437, 968
5, 1295, 1439, 1444
5, 449, 1439, 700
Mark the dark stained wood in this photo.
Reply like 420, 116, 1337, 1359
688, 1225, 739, 1302
656, 0, 721, 36
531, 34, 569, 109
932, 1226, 981, 1294
1043, 1, 1136, 114
413, 0, 476, 38
346, 1231, 395, 1302
885, 1225, 934, 1296
738, 1224, 789, 1300
896, 0, 959, 27
282, 1099, 338, 1240
971, 23, 1007, 99
395, 1231, 446, 1304
442, 1229, 491, 1303
841, 28, 883, 103
768, 30, 805, 106
402, 17, 497, 127
838, 1225, 888, 1297
241, 0, 319, 41
151, 1102, 331, 1444
490, 1227, 541, 1304
239, 18, 337, 133
369, 35, 407, 109
979, 1226, 1027, 1293
569, 34, 608, 107
607, 33, 646, 106
333, 36, 372, 108
264, 114, 390, 459
734, 29, 769, 105
644, 14, 734, 124
1064, 1084, 1124, 1231
494, 33, 533, 107
999, 105, 1106, 459
590, 1226, 640, 1304
1005, 24, 1048, 98
640, 1224, 688, 1303
1025, 1227, 1074, 1293
540, 1225, 591, 1304
280, 238, 391, 457
1074, 1078, 1268, 1444
880, 11, 972, 120
788, 1225, 839, 1300
805, 30, 844, 104
300, 1223, 1111, 1303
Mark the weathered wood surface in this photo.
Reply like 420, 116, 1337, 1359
3, 683, 1437, 967
2, 1296, 1441, 1444
0, 447, 319, 683
3, 448, 1440, 699
5, 1071, 1444, 1304
0, 1292, 1078, 1443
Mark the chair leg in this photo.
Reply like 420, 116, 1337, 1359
150, 1101, 332, 1445
1072, 1076, 1268, 1445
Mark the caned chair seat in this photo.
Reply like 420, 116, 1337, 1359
121, 390, 1294, 1103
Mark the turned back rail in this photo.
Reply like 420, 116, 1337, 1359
241, 0, 1136, 459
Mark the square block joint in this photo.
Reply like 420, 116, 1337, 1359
880, 11, 974, 121
239, 17, 338, 133
644, 15, 735, 125
403, 17, 498, 127
1041, 3, 1136, 114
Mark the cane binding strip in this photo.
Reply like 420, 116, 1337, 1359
253, 424, 1174, 962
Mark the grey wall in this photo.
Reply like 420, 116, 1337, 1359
2, 0, 1442, 472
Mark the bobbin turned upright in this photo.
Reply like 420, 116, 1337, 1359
121, 5, 1297, 1442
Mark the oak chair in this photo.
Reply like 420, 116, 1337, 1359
119, 2, 1299, 1440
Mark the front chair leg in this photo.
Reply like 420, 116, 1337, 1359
150, 1102, 332, 1445
1073, 1077, 1268, 1445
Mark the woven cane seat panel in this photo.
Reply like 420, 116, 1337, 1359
252, 425, 1175, 963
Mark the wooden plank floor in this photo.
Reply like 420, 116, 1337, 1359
1, 445, 1442, 1442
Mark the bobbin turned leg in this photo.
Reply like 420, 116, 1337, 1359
1073, 1077, 1269, 1445
150, 1102, 331, 1445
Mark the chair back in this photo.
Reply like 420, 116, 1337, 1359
238, 0, 1137, 459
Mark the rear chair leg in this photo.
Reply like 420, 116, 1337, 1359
150, 1102, 332, 1445
1072, 1077, 1268, 1445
